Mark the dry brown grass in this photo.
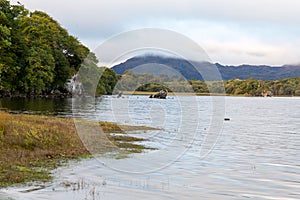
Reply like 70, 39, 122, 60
0, 112, 89, 187
0, 112, 157, 187
99, 121, 159, 133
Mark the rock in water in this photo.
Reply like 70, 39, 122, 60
150, 90, 167, 99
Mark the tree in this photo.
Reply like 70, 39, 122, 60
19, 10, 89, 92
98, 67, 118, 95
0, 0, 28, 92
23, 45, 55, 93
0, 0, 92, 96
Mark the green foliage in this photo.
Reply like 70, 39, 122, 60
24, 45, 55, 93
222, 77, 300, 96
78, 53, 118, 96
98, 67, 118, 95
78, 53, 101, 96
0, 18, 11, 48
0, 1, 94, 96
116, 71, 300, 96
115, 70, 164, 92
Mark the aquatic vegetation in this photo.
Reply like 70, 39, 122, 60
0, 112, 157, 187
99, 121, 159, 133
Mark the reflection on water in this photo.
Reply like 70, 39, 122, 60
0, 98, 74, 117
0, 96, 300, 199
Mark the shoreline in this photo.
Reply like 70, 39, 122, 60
0, 112, 158, 187
122, 91, 299, 97
0, 92, 299, 99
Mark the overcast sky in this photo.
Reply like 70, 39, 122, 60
13, 0, 300, 65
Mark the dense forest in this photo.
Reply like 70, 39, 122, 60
0, 0, 117, 97
115, 70, 300, 96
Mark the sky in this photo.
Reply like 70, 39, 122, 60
12, 0, 300, 66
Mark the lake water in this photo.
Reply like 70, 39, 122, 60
0, 96, 299, 200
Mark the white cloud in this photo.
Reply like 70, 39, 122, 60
14, 0, 300, 65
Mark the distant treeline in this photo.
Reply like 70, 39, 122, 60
115, 70, 300, 96
0, 0, 117, 97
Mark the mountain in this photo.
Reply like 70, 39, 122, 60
111, 55, 300, 80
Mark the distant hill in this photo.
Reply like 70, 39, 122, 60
111, 55, 300, 80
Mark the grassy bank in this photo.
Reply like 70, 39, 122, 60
0, 112, 157, 187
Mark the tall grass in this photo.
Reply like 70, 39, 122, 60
0, 111, 9, 133
0, 112, 157, 187
0, 112, 89, 187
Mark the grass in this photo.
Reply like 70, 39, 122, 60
0, 112, 158, 187
98, 121, 158, 133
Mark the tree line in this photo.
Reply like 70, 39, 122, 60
0, 0, 117, 97
115, 70, 300, 96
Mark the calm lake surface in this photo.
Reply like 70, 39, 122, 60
0, 96, 299, 200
